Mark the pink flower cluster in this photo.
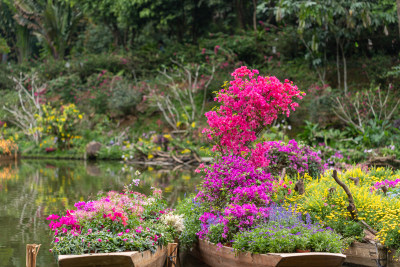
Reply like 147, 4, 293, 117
266, 139, 327, 178
196, 156, 273, 206
221, 204, 270, 234
203, 66, 304, 155
47, 191, 148, 237
371, 179, 400, 192
195, 156, 273, 239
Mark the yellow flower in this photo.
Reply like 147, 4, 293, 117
148, 154, 154, 159
176, 121, 181, 127
181, 149, 191, 154
191, 122, 196, 128
78, 114, 83, 119
163, 134, 172, 140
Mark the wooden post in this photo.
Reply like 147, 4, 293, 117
167, 243, 178, 267
26, 244, 40, 267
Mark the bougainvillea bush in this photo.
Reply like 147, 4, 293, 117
47, 187, 183, 255
193, 155, 274, 242
265, 139, 327, 179
203, 66, 304, 158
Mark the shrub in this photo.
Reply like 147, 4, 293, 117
232, 206, 346, 253
265, 139, 327, 179
106, 77, 143, 116
37, 103, 84, 149
203, 66, 304, 156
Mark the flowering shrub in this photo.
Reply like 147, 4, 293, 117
177, 67, 309, 250
46, 187, 180, 255
265, 139, 327, 179
0, 139, 18, 156
371, 178, 400, 196
196, 156, 273, 207
284, 167, 400, 252
271, 179, 294, 204
36, 103, 83, 149
194, 156, 274, 241
203, 66, 304, 155
232, 206, 346, 253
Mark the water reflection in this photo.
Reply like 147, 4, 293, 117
0, 160, 200, 267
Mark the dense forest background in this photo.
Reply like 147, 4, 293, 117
0, 0, 400, 163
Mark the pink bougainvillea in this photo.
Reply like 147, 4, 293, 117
203, 66, 304, 155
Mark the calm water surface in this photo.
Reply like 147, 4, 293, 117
0, 159, 201, 267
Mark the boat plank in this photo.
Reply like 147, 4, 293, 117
58, 247, 167, 267
58, 252, 138, 267
131, 246, 167, 267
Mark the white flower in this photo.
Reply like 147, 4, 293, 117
160, 213, 185, 233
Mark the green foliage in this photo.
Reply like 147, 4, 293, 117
175, 195, 205, 250
107, 77, 143, 116
232, 220, 346, 254
0, 37, 10, 54
13, 0, 83, 59
325, 219, 364, 242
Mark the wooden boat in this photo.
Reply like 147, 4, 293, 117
58, 246, 167, 267
191, 239, 346, 267
343, 241, 387, 267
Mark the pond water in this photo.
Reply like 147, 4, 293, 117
0, 159, 201, 267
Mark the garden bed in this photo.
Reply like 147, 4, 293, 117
190, 239, 346, 267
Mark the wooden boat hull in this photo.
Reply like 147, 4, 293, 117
58, 246, 167, 267
191, 239, 346, 267
343, 241, 387, 267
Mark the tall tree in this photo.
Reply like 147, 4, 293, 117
397, 0, 400, 37
13, 0, 82, 59
277, 0, 396, 93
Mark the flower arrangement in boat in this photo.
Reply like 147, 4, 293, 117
47, 186, 183, 255
177, 67, 349, 253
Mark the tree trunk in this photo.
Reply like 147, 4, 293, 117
397, 0, 400, 38
235, 0, 245, 29
340, 41, 348, 94
252, 0, 257, 31
336, 37, 341, 90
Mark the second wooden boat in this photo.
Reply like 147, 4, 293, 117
191, 239, 346, 267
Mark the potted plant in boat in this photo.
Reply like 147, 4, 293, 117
46, 179, 183, 267
177, 66, 347, 267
